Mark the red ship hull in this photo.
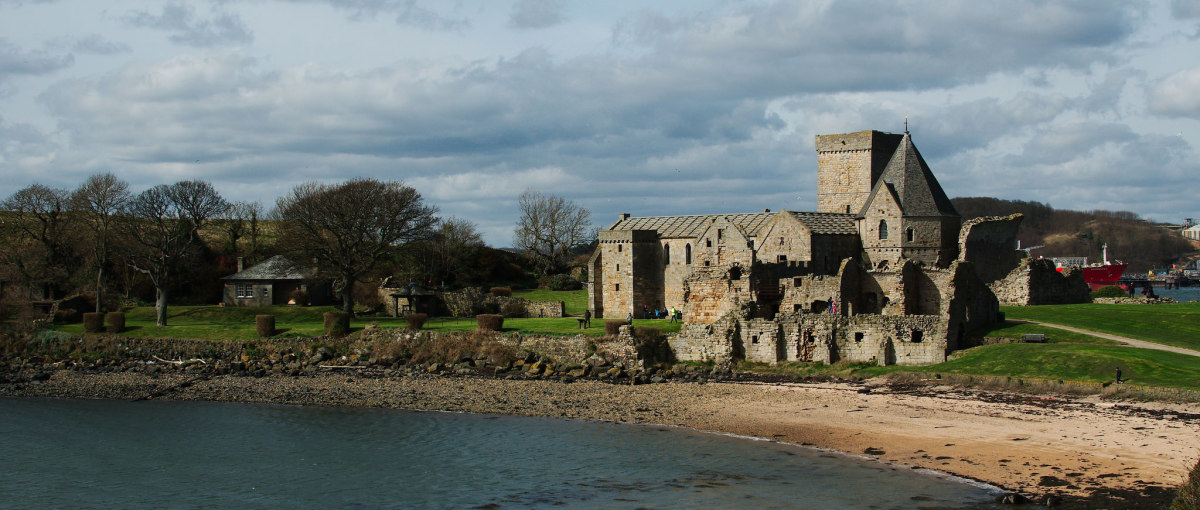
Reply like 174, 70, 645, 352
1056, 263, 1127, 291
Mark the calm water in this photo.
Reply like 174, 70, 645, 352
1154, 286, 1200, 302
0, 397, 1000, 509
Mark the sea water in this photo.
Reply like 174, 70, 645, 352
0, 397, 1001, 509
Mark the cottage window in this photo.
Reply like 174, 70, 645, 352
261, 287, 269, 298
879, 220, 888, 240
236, 284, 252, 298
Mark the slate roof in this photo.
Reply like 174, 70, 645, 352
222, 255, 317, 281
608, 210, 857, 238
860, 133, 959, 218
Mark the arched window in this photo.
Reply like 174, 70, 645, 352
906, 227, 914, 242
685, 244, 692, 264
664, 244, 670, 265
878, 220, 888, 240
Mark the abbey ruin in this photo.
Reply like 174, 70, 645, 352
587, 130, 1077, 367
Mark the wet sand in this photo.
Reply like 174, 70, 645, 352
3, 368, 1197, 507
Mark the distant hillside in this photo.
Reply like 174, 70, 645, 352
951, 197, 1199, 272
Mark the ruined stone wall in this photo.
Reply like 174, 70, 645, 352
809, 235, 860, 274
900, 216, 961, 267
742, 319, 782, 363
682, 267, 751, 324
631, 232, 665, 311
526, 301, 564, 318
755, 214, 813, 265
991, 258, 1090, 306
669, 316, 738, 362
781, 273, 842, 315
958, 214, 1024, 284
695, 218, 755, 269
662, 238, 695, 311
495, 334, 638, 368
910, 265, 949, 315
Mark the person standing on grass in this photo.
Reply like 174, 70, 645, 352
583, 309, 591, 328
1116, 366, 1123, 383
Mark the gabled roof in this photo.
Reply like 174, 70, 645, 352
608, 210, 857, 238
860, 133, 958, 218
222, 255, 317, 281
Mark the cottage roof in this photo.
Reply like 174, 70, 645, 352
608, 210, 857, 238
861, 133, 958, 218
222, 255, 316, 281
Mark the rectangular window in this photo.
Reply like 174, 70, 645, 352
777, 254, 787, 263
751, 335, 759, 344
911, 330, 924, 343
261, 287, 269, 298
717, 229, 724, 240
854, 332, 864, 342
614, 283, 620, 291
236, 284, 252, 298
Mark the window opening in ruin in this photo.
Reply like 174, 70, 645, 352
793, 277, 802, 286
706, 238, 712, 247
618, 244, 622, 252
664, 244, 670, 264
911, 330, 923, 343
729, 265, 741, 280
685, 244, 692, 264
879, 220, 888, 240
614, 283, 620, 291
846, 205, 851, 213
751, 335, 759, 344
704, 261, 710, 266
616, 264, 620, 271
777, 254, 787, 263
854, 332, 863, 342
718, 229, 724, 240
793, 304, 802, 312
906, 228, 914, 242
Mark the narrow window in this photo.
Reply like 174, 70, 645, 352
747, 240, 754, 249
912, 330, 924, 343
706, 238, 712, 247
879, 220, 888, 240
615, 283, 620, 291
751, 335, 759, 344
262, 287, 269, 298
854, 332, 864, 343
664, 244, 670, 264
617, 244, 622, 252
616, 264, 620, 272
685, 244, 692, 264
704, 261, 711, 266
906, 228, 914, 242
777, 254, 787, 263
717, 228, 724, 240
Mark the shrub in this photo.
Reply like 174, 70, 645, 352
605, 320, 626, 336
104, 312, 125, 334
352, 281, 382, 313
1091, 285, 1127, 299
82, 313, 103, 333
1173, 457, 1200, 510
483, 302, 501, 314
546, 274, 582, 291
255, 315, 275, 337
323, 312, 351, 337
501, 302, 526, 318
289, 288, 310, 306
490, 287, 512, 297
53, 308, 79, 324
476, 314, 504, 331
405, 313, 428, 330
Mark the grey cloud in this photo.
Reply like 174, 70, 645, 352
1005, 122, 1136, 167
508, 0, 565, 30
123, 2, 253, 47
1172, 0, 1200, 18
274, 0, 470, 29
0, 38, 74, 77
71, 34, 131, 55
1148, 66, 1200, 118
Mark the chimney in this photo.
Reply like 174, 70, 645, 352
236, 257, 244, 272
619, 213, 630, 221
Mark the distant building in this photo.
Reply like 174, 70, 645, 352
1184, 224, 1200, 241
588, 130, 1055, 367
221, 255, 332, 307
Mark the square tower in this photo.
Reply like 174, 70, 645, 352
815, 130, 903, 214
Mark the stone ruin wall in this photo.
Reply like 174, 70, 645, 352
682, 267, 751, 325
958, 214, 1025, 284
526, 301, 564, 318
991, 258, 1090, 306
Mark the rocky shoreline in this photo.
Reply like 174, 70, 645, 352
3, 356, 1197, 509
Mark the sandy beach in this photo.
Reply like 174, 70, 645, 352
3, 366, 1197, 507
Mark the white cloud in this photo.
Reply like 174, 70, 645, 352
123, 2, 253, 47
1149, 66, 1200, 118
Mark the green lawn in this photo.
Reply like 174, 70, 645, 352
974, 320, 1119, 345
511, 288, 588, 316
1002, 302, 1200, 351
54, 305, 679, 340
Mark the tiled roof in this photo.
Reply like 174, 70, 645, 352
861, 133, 958, 217
222, 255, 317, 281
608, 211, 857, 238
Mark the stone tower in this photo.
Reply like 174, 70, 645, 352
815, 130, 904, 214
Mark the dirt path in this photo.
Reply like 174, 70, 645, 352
1014, 320, 1200, 357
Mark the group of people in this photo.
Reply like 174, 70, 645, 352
640, 305, 683, 322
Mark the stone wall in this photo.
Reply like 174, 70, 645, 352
682, 267, 751, 324
815, 131, 902, 214
526, 301, 564, 318
494, 333, 639, 369
990, 258, 1090, 306
958, 214, 1024, 284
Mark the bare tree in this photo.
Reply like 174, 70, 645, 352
216, 200, 264, 258
1, 184, 77, 299
404, 217, 486, 287
513, 189, 592, 276
71, 173, 131, 313
122, 180, 227, 326
274, 179, 438, 314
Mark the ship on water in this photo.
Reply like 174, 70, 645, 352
1050, 243, 1127, 291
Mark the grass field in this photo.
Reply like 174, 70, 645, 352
54, 305, 679, 340
1001, 302, 1200, 351
973, 320, 1118, 345
511, 288, 588, 316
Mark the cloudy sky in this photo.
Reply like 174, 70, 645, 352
2, 0, 1199, 246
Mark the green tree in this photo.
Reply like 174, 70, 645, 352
274, 179, 438, 314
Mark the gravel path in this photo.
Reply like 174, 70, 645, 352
1014, 320, 1200, 357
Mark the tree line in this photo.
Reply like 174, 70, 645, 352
1, 174, 596, 326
